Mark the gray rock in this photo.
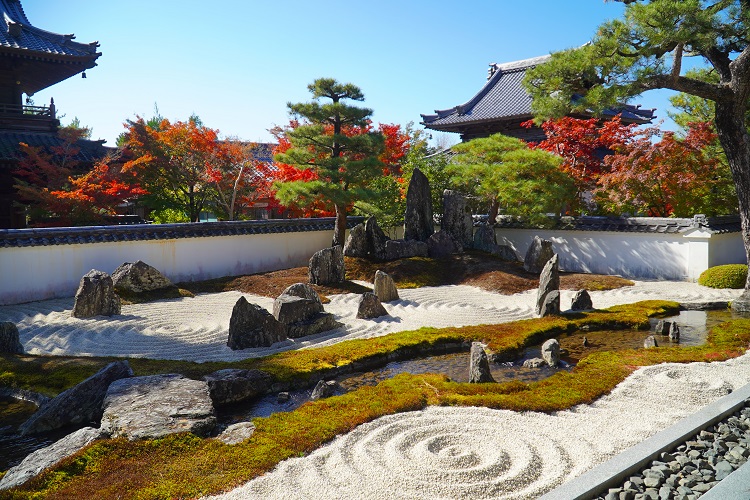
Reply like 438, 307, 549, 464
669, 323, 680, 341
441, 189, 473, 248
111, 260, 174, 293
101, 374, 216, 440
357, 292, 388, 319
343, 217, 389, 260
655, 320, 671, 335
216, 421, 256, 445
403, 168, 434, 242
227, 297, 286, 349
384, 239, 429, 260
731, 289, 750, 313
20, 360, 133, 435
713, 460, 734, 480
571, 290, 593, 311
541, 339, 560, 368
277, 392, 290, 403
373, 270, 399, 302
285, 313, 342, 339
524, 236, 554, 274
644, 335, 659, 348
72, 269, 121, 318
427, 230, 462, 258
273, 295, 323, 324
0, 322, 23, 354
536, 254, 560, 316
0, 426, 104, 490
203, 369, 273, 405
539, 290, 561, 317
472, 224, 518, 260
311, 380, 339, 400
309, 246, 345, 284
469, 342, 495, 383
280, 283, 323, 305
523, 358, 547, 368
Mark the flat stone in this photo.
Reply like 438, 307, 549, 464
523, 358, 547, 368
216, 422, 256, 445
203, 369, 273, 405
0, 426, 104, 490
383, 239, 429, 260
373, 270, 399, 302
20, 361, 133, 435
72, 269, 121, 318
279, 283, 323, 305
101, 374, 216, 440
0, 322, 23, 354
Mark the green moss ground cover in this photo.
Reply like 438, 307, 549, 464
2, 300, 749, 499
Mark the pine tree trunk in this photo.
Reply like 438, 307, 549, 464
714, 103, 750, 290
333, 203, 347, 248
488, 199, 499, 225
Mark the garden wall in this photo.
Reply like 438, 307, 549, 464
0, 218, 359, 305
495, 219, 746, 281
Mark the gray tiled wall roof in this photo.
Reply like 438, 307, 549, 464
492, 215, 741, 234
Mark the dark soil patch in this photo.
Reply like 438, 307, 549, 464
180, 251, 633, 298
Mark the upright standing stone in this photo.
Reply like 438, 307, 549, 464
541, 339, 560, 368
644, 336, 659, 348
72, 269, 121, 318
0, 322, 23, 354
536, 254, 560, 316
570, 290, 593, 311
469, 342, 495, 383
227, 297, 286, 350
404, 168, 434, 242
539, 290, 560, 317
524, 236, 554, 273
365, 217, 389, 259
309, 246, 345, 285
668, 323, 680, 341
373, 270, 399, 302
442, 190, 473, 248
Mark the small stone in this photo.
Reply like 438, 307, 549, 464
111, 260, 174, 294
277, 392, 290, 403
541, 339, 560, 368
357, 292, 388, 319
523, 358, 546, 368
524, 235, 554, 274
216, 422, 256, 445
203, 369, 273, 405
469, 342, 495, 383
644, 335, 659, 348
310, 380, 338, 400
570, 289, 593, 311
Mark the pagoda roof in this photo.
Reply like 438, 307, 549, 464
0, 0, 101, 93
421, 55, 655, 134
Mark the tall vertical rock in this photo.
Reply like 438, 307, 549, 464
72, 270, 121, 318
403, 168, 434, 242
309, 246, 345, 284
524, 236, 554, 274
441, 189, 473, 248
536, 254, 560, 317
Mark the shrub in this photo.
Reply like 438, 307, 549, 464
698, 264, 748, 289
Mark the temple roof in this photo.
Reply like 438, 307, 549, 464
421, 55, 655, 135
0, 0, 101, 93
0, 130, 112, 162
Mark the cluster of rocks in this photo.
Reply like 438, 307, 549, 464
644, 320, 682, 349
523, 339, 562, 368
595, 403, 750, 500
71, 260, 177, 318
343, 168, 516, 262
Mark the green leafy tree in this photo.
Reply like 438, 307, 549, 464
524, 0, 750, 286
274, 78, 385, 246
447, 133, 575, 226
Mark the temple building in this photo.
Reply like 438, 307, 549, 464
0, 0, 104, 228
421, 55, 655, 143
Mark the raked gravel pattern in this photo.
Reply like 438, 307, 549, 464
0, 281, 742, 362
208, 353, 750, 500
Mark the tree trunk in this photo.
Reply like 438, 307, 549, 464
333, 203, 347, 248
488, 199, 499, 224
714, 102, 750, 291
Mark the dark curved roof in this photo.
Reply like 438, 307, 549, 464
421, 55, 655, 134
0, 217, 366, 248
0, 130, 112, 162
493, 215, 741, 235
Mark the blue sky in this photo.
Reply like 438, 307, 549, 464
26, 1, 679, 146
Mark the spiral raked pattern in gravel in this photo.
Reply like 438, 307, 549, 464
224, 406, 595, 500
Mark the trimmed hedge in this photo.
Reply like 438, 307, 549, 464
698, 264, 748, 289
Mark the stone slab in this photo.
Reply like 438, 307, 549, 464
539, 382, 750, 499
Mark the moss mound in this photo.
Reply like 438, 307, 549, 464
698, 264, 747, 289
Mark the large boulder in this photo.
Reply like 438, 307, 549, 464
309, 246, 345, 285
20, 361, 133, 435
273, 295, 323, 324
111, 260, 175, 294
0, 427, 105, 490
541, 339, 560, 368
469, 342, 495, 383
357, 292, 388, 319
384, 239, 429, 261
427, 230, 462, 258
441, 189, 473, 248
72, 269, 121, 318
570, 290, 593, 311
227, 297, 286, 350
473, 224, 518, 261
343, 217, 389, 260
0, 322, 23, 354
373, 270, 399, 302
101, 374, 216, 440
203, 369, 273, 405
273, 286, 340, 339
280, 282, 323, 304
524, 236, 554, 274
403, 168, 434, 242
536, 254, 560, 317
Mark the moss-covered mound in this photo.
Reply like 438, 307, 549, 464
698, 264, 748, 289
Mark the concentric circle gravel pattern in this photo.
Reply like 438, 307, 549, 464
208, 353, 750, 500
0, 282, 741, 362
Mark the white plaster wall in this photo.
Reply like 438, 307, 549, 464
496, 228, 693, 280
0, 230, 334, 305
708, 232, 747, 268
